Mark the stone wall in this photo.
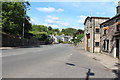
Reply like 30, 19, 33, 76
1, 33, 45, 47
100, 15, 120, 58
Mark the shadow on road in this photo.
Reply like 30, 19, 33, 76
112, 62, 120, 80
65, 63, 95, 80
19, 45, 42, 48
85, 69, 95, 80
66, 63, 76, 66
19, 44, 54, 48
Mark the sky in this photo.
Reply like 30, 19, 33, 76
27, 2, 118, 30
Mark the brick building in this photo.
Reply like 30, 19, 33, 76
100, 1, 120, 58
84, 17, 109, 53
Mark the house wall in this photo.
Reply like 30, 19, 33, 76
94, 18, 109, 53
100, 15, 120, 58
84, 18, 93, 52
119, 39, 120, 56
84, 17, 109, 53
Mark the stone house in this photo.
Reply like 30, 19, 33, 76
100, 2, 120, 58
84, 16, 109, 53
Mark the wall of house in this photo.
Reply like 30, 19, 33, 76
94, 34, 100, 52
100, 20, 115, 54
84, 18, 93, 52
119, 39, 120, 56
94, 18, 109, 53
100, 16, 120, 58
84, 18, 109, 53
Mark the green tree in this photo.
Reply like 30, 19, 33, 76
62, 28, 77, 36
53, 28, 60, 33
48, 26, 52, 31
74, 34, 84, 42
31, 25, 47, 32
2, 2, 31, 36
35, 32, 48, 41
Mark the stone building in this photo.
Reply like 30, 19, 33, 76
100, 1, 120, 58
84, 17, 109, 53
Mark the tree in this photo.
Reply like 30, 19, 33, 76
2, 2, 31, 36
52, 28, 60, 33
62, 28, 77, 36
48, 26, 52, 31
30, 25, 48, 33
35, 32, 48, 41
74, 34, 84, 43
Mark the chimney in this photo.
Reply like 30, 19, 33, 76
117, 1, 120, 15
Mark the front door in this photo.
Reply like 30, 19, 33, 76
116, 39, 119, 59
86, 34, 90, 51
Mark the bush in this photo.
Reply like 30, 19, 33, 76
35, 32, 48, 41
63, 41, 70, 44
74, 34, 84, 43
59, 40, 63, 43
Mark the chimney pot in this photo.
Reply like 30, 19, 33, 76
118, 1, 120, 6
117, 1, 120, 15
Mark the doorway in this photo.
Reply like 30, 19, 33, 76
86, 34, 90, 52
116, 39, 119, 59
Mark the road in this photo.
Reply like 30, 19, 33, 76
2, 44, 116, 78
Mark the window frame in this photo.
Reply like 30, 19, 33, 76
95, 42, 100, 47
96, 28, 100, 33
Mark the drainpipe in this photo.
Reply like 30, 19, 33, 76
93, 19, 95, 53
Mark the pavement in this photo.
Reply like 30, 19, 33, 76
74, 43, 119, 70
2, 44, 117, 78
0, 47, 16, 50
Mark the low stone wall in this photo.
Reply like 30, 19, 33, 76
1, 33, 45, 47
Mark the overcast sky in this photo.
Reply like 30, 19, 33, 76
27, 2, 118, 30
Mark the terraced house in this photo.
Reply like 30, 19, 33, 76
84, 17, 109, 53
100, 1, 120, 59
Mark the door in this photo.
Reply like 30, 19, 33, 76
116, 39, 119, 59
86, 34, 90, 51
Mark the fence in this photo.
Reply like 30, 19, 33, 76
1, 33, 45, 47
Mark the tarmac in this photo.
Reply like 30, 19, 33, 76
74, 43, 119, 70
1, 43, 119, 70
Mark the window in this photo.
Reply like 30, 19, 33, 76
103, 40, 105, 50
117, 24, 120, 31
104, 30, 107, 34
107, 40, 109, 50
95, 42, 99, 47
96, 28, 100, 33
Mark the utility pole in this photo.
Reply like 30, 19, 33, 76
22, 1, 25, 46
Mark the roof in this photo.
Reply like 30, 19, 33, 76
84, 16, 110, 25
101, 14, 120, 25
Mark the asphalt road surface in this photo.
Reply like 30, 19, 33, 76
2, 44, 116, 78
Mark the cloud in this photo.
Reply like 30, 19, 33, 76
36, 7, 64, 13
46, 15, 59, 20
78, 15, 87, 24
44, 19, 54, 24
77, 15, 87, 30
71, 26, 80, 29
72, 3, 80, 7
28, 0, 119, 2
25, 0, 119, 2
48, 24, 59, 28
44, 15, 70, 29
45, 15, 59, 24
56, 21, 70, 27
36, 7, 55, 13
56, 8, 64, 12
96, 12, 106, 15
30, 18, 41, 25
